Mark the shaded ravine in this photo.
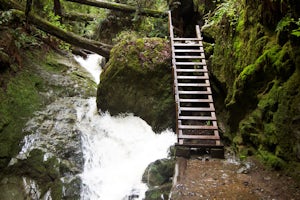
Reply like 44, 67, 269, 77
11, 54, 176, 200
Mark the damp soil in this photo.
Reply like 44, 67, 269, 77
170, 155, 300, 200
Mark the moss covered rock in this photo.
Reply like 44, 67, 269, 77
199, 0, 300, 177
97, 37, 175, 132
142, 158, 175, 200
0, 23, 96, 198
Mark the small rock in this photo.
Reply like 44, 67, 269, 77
237, 166, 249, 174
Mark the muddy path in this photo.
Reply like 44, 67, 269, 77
170, 155, 300, 200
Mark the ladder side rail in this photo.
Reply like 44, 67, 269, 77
169, 11, 180, 140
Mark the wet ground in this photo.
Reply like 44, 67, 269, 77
170, 155, 300, 200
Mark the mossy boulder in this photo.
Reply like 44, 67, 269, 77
0, 25, 95, 198
142, 158, 175, 200
96, 37, 175, 132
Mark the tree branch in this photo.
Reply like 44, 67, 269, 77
65, 0, 167, 18
0, 0, 112, 59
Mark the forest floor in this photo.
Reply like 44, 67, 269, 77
170, 152, 300, 200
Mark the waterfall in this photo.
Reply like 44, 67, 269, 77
74, 54, 103, 84
75, 54, 176, 200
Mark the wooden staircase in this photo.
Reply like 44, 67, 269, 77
168, 12, 224, 154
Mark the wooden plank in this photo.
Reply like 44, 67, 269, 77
196, 25, 202, 40
178, 90, 212, 95
175, 61, 206, 65
177, 82, 210, 87
176, 68, 207, 73
175, 55, 205, 59
178, 134, 220, 139
179, 106, 214, 111
178, 139, 184, 145
177, 75, 208, 79
179, 97, 213, 103
174, 48, 204, 53
173, 38, 202, 41
178, 125, 218, 130
175, 142, 224, 148
174, 43, 203, 47
178, 116, 217, 120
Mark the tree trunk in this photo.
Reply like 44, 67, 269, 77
1, 0, 112, 59
62, 12, 98, 21
65, 0, 167, 18
53, 0, 62, 21
24, 10, 112, 58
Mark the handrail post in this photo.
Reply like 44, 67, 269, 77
195, 25, 202, 40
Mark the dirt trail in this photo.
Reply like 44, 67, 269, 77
170, 155, 300, 200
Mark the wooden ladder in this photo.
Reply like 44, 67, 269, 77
168, 11, 223, 151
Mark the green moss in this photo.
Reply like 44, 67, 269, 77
98, 37, 174, 131
0, 70, 43, 162
44, 60, 69, 73
258, 149, 286, 169
239, 64, 257, 81
50, 179, 63, 200
233, 135, 243, 145
236, 10, 245, 33
233, 37, 243, 53
193, 0, 205, 14
199, 0, 299, 178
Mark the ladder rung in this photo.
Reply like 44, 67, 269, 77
175, 55, 205, 59
178, 116, 216, 120
177, 83, 210, 87
177, 75, 208, 79
178, 90, 211, 95
178, 134, 220, 140
179, 98, 213, 103
176, 142, 223, 147
178, 125, 218, 130
174, 43, 203, 46
173, 38, 202, 41
176, 68, 207, 73
180, 106, 214, 111
174, 49, 204, 53
175, 61, 206, 65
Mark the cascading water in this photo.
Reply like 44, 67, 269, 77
13, 53, 175, 199
74, 54, 103, 84
75, 54, 177, 200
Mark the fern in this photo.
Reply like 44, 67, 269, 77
275, 16, 293, 33
291, 29, 300, 37
0, 11, 14, 25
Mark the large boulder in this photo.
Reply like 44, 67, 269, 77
96, 37, 175, 132
142, 158, 175, 200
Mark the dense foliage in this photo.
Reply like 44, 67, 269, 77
195, 0, 300, 178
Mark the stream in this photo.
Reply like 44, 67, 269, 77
14, 54, 176, 200
76, 54, 176, 200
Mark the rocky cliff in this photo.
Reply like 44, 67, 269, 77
190, 0, 300, 177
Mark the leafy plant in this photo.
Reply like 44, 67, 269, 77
291, 18, 300, 37
0, 11, 14, 25
43, 4, 65, 30
12, 28, 41, 49
276, 16, 300, 37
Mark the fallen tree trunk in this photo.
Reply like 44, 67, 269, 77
65, 0, 167, 18
1, 0, 112, 59
24, 10, 112, 58
62, 12, 98, 21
